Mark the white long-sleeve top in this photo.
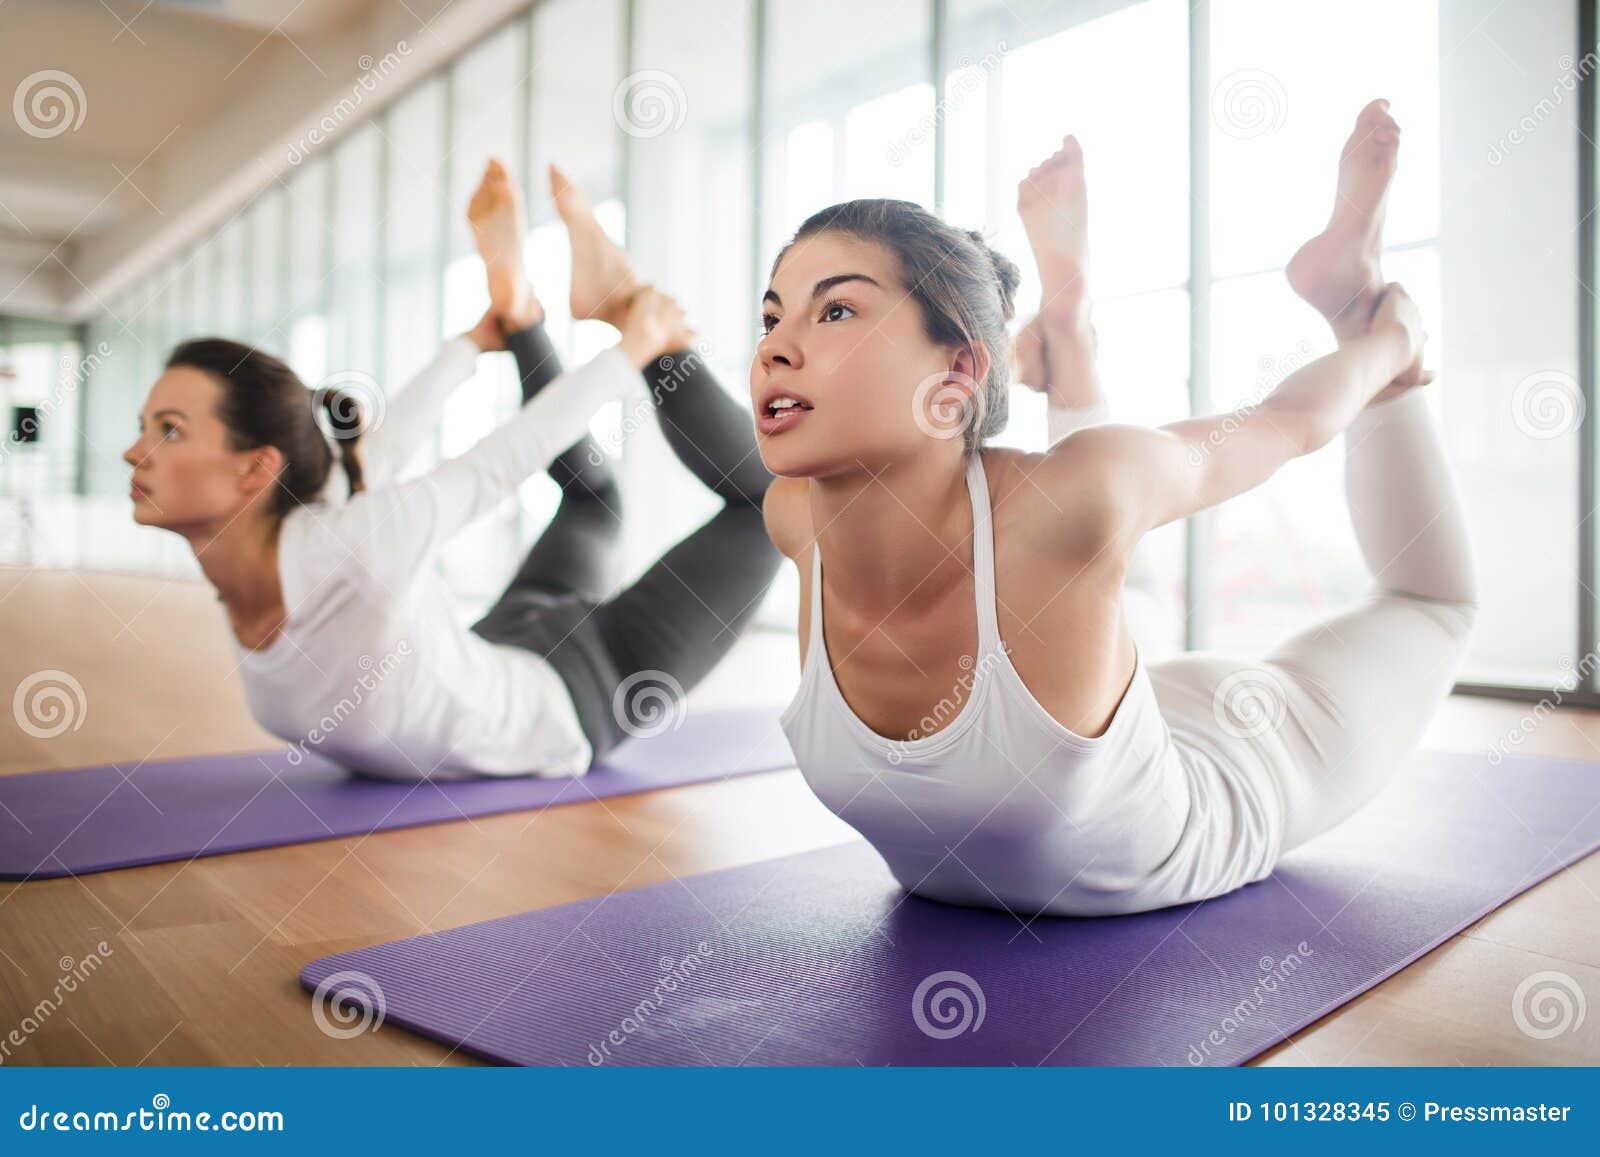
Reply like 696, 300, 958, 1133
230, 337, 641, 780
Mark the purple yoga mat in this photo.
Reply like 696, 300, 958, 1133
301, 748, 1600, 1066
0, 707, 793, 880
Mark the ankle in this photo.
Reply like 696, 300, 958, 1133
501, 300, 545, 334
1035, 295, 1093, 343
598, 283, 642, 329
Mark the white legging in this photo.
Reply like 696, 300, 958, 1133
1050, 386, 1479, 857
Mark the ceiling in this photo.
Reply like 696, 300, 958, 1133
0, 0, 493, 320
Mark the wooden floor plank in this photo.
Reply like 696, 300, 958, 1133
3, 566, 1595, 1066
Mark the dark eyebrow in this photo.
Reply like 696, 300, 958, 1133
762, 272, 883, 309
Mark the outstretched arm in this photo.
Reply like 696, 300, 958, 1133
1040, 287, 1424, 549
358, 311, 503, 488
329, 288, 687, 581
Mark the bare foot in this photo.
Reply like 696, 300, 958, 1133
1286, 99, 1400, 342
1017, 135, 1091, 331
1016, 136, 1102, 408
1012, 314, 1049, 390
468, 159, 542, 329
617, 285, 688, 369
550, 163, 639, 327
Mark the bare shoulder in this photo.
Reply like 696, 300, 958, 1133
762, 474, 813, 559
979, 440, 1130, 562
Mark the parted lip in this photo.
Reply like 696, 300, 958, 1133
757, 385, 815, 414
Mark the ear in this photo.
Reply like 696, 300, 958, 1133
949, 344, 990, 399
237, 445, 284, 499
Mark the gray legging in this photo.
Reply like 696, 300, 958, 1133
469, 322, 782, 763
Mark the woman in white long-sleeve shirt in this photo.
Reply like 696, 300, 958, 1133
122, 278, 780, 781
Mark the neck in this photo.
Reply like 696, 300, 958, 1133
184, 506, 282, 614
809, 448, 977, 619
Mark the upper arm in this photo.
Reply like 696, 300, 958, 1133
1041, 404, 1308, 541
335, 345, 638, 583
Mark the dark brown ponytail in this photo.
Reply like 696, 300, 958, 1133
314, 386, 367, 497
165, 338, 365, 522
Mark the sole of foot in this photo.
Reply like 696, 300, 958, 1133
551, 163, 640, 329
1017, 134, 1092, 333
1286, 98, 1400, 340
468, 158, 541, 328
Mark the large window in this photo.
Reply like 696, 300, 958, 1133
63, 0, 1586, 695
329, 122, 383, 385
944, 0, 1191, 654
1202, 0, 1444, 657
761, 0, 935, 259
285, 160, 332, 385
381, 77, 448, 392
614, 0, 757, 605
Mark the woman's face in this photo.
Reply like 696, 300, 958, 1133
122, 367, 269, 531
750, 231, 980, 478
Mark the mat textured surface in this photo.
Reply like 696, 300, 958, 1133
0, 707, 793, 879
300, 749, 1600, 1065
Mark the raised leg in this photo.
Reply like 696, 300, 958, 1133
1152, 387, 1477, 869
471, 159, 627, 600
1018, 134, 1170, 654
530, 503, 783, 762
1152, 99, 1476, 872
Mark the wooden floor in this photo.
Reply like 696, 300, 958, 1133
1, 565, 1597, 1066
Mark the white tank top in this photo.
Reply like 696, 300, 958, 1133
779, 451, 1246, 916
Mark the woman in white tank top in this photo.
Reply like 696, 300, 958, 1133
759, 103, 1478, 916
